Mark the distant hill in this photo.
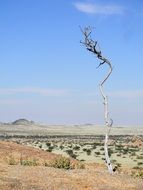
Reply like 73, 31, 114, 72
12, 119, 34, 125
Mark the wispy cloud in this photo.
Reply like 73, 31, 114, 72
0, 87, 69, 97
73, 2, 124, 15
0, 99, 32, 105
109, 90, 143, 98
83, 90, 143, 99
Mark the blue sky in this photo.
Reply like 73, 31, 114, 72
0, 0, 143, 125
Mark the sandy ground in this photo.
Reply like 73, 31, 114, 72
0, 141, 142, 190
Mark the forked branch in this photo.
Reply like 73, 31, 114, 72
80, 26, 113, 174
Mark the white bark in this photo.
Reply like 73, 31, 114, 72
99, 62, 113, 174
80, 26, 113, 174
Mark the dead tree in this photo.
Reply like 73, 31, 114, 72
80, 26, 113, 174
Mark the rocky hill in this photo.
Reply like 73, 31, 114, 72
11, 119, 34, 125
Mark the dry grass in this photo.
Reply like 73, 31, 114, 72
0, 140, 142, 190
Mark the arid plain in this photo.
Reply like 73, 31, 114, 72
0, 119, 143, 190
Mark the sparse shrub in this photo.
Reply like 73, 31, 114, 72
46, 142, 51, 147
92, 143, 97, 149
75, 162, 85, 169
8, 155, 17, 165
92, 142, 102, 146
20, 159, 38, 166
133, 166, 141, 169
137, 162, 143, 166
108, 148, 114, 157
82, 148, 87, 152
116, 153, 121, 157
59, 145, 64, 150
44, 162, 49, 167
116, 163, 121, 168
82, 148, 92, 155
122, 148, 129, 154
66, 149, 77, 159
68, 144, 72, 148
47, 146, 54, 152
115, 144, 123, 152
95, 151, 100, 156
39, 144, 42, 148
73, 145, 80, 150
80, 159, 85, 162
136, 155, 143, 159
132, 168, 143, 179
66, 149, 73, 155
86, 149, 91, 156
111, 159, 117, 164
49, 156, 72, 170
130, 152, 136, 156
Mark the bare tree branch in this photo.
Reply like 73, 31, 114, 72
80, 26, 113, 174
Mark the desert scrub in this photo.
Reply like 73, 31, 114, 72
74, 162, 85, 169
20, 159, 38, 166
49, 156, 73, 170
46, 142, 51, 147
95, 151, 100, 156
136, 155, 143, 159
137, 162, 143, 166
48, 156, 85, 170
59, 145, 64, 150
7, 155, 17, 165
82, 148, 92, 156
66, 149, 77, 159
46, 146, 54, 152
73, 145, 80, 150
132, 167, 143, 179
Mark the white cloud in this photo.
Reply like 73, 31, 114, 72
74, 2, 123, 15
0, 99, 32, 105
0, 87, 69, 97
109, 90, 143, 98
83, 90, 143, 99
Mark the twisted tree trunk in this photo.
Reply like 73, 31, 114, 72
80, 26, 113, 174
99, 62, 113, 174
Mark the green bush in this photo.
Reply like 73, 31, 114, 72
66, 149, 77, 159
86, 149, 91, 156
59, 145, 64, 150
108, 148, 114, 157
83, 148, 92, 155
73, 145, 80, 150
95, 151, 100, 156
137, 155, 143, 159
46, 146, 54, 152
137, 162, 143, 166
46, 142, 51, 147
